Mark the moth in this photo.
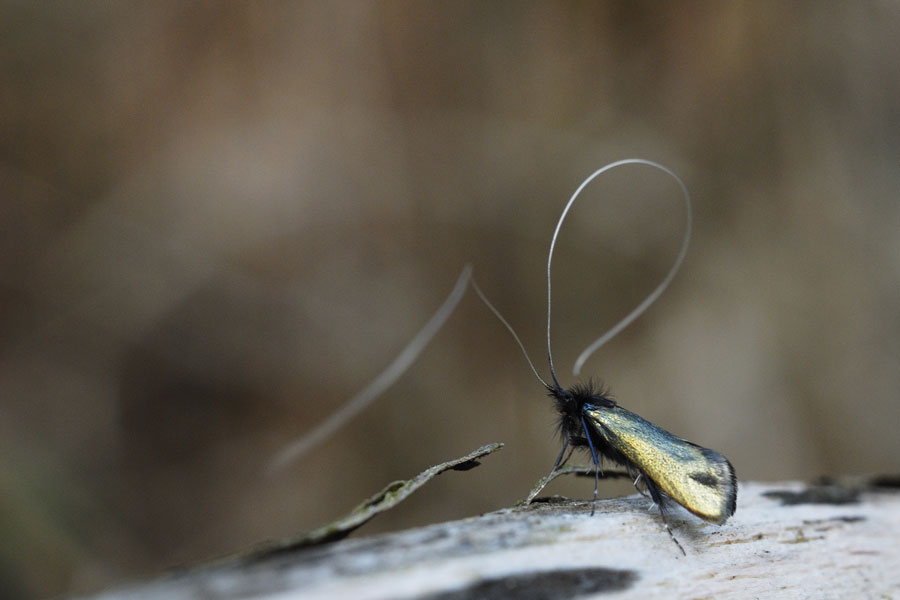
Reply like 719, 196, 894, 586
476, 159, 736, 546
549, 380, 736, 525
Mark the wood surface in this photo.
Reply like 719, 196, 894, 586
85, 476, 900, 599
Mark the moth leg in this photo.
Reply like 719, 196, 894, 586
631, 471, 653, 501
645, 479, 686, 556
580, 416, 602, 516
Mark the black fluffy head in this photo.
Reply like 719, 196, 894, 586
548, 380, 616, 449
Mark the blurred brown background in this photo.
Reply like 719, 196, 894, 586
2, 2, 899, 598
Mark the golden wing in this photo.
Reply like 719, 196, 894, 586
584, 404, 736, 524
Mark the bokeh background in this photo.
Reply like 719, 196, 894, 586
2, 2, 899, 597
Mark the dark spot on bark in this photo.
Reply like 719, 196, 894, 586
420, 567, 638, 600
763, 483, 859, 506
869, 474, 900, 489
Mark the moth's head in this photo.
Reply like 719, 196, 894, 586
547, 380, 615, 442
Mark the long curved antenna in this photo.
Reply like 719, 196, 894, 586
546, 159, 692, 382
268, 265, 473, 473
471, 278, 548, 388
571, 161, 691, 375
